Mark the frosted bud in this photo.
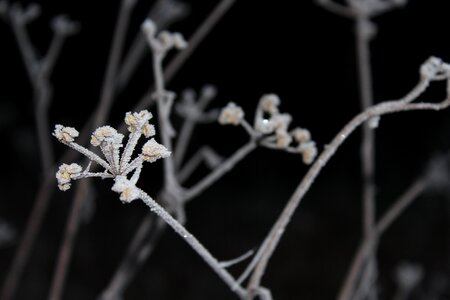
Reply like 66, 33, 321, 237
53, 124, 79, 143
91, 126, 122, 147
291, 127, 311, 143
56, 163, 82, 191
124, 110, 154, 137
112, 176, 139, 203
158, 31, 174, 48
51, 15, 80, 36
420, 56, 444, 79
271, 113, 292, 131
218, 102, 245, 126
141, 138, 171, 163
299, 141, 317, 165
200, 84, 217, 100
275, 130, 293, 148
396, 262, 423, 291
142, 19, 157, 39
172, 32, 188, 49
260, 94, 280, 114
255, 118, 275, 134
12, 3, 41, 24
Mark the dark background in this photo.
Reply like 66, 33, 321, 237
1, 0, 450, 299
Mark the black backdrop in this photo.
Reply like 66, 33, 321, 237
1, 0, 450, 299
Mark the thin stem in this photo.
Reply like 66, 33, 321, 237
184, 141, 257, 201
134, 0, 237, 111
245, 84, 449, 298
356, 14, 377, 300
93, 0, 135, 127
152, 50, 180, 203
174, 92, 215, 169
9, 13, 38, 82
316, 0, 355, 18
337, 177, 427, 300
137, 188, 246, 298
41, 32, 65, 76
177, 146, 219, 183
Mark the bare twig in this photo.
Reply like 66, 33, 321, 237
337, 177, 427, 300
134, 0, 236, 111
245, 69, 450, 298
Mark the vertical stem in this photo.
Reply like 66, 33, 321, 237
355, 15, 378, 300
337, 174, 427, 300
152, 52, 179, 193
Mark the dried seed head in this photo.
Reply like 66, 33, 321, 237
218, 102, 244, 126
141, 138, 171, 163
112, 176, 139, 203
172, 32, 188, 49
298, 141, 317, 165
90, 126, 123, 147
275, 130, 293, 148
291, 128, 311, 144
260, 94, 280, 114
271, 113, 292, 131
125, 110, 155, 137
142, 18, 157, 39
53, 124, 79, 143
255, 118, 275, 134
56, 163, 82, 191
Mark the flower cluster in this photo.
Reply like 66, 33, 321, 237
218, 94, 318, 165
53, 125, 79, 143
218, 102, 244, 126
56, 163, 82, 191
53, 110, 171, 202
141, 18, 187, 54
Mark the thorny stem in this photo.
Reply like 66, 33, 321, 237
337, 177, 428, 300
355, 14, 378, 300
136, 188, 247, 298
48, 1, 137, 300
245, 79, 449, 298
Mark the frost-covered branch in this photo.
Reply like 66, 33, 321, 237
245, 57, 450, 299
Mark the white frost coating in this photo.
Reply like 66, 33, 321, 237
56, 163, 82, 191
141, 138, 171, 163
218, 102, 244, 126
112, 176, 139, 203
54, 110, 169, 192
53, 125, 79, 143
